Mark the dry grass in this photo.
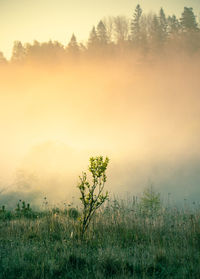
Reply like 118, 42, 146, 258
0, 199, 200, 278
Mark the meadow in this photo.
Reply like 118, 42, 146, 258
1, 4, 200, 278
0, 196, 200, 279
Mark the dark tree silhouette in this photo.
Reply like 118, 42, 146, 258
180, 7, 200, 53
22, 40, 65, 63
97, 20, 108, 46
87, 26, 99, 50
113, 16, 129, 43
159, 8, 168, 43
4, 4, 200, 65
180, 7, 199, 32
0, 52, 7, 64
131, 4, 143, 45
149, 15, 162, 49
67, 34, 79, 55
11, 41, 26, 63
168, 15, 180, 36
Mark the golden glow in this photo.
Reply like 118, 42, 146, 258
0, 56, 200, 201
0, 0, 200, 203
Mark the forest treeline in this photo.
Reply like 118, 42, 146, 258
0, 5, 200, 64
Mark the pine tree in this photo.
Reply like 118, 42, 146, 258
180, 7, 200, 53
150, 15, 162, 45
11, 41, 26, 63
131, 4, 143, 44
168, 15, 180, 35
159, 8, 168, 42
180, 7, 199, 32
87, 26, 99, 50
67, 34, 79, 55
97, 20, 108, 45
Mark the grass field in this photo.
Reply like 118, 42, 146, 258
0, 196, 200, 279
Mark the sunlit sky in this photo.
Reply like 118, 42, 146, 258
0, 0, 200, 58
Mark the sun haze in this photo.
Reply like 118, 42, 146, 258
0, 0, 200, 205
0, 0, 200, 58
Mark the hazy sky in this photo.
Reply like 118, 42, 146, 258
0, 0, 200, 58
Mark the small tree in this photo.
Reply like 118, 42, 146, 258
77, 156, 109, 237
140, 185, 161, 215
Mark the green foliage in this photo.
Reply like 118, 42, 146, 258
140, 186, 161, 214
77, 156, 109, 237
0, 205, 5, 213
15, 200, 31, 214
68, 207, 80, 220
0, 205, 12, 220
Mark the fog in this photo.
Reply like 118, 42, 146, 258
0, 54, 200, 208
